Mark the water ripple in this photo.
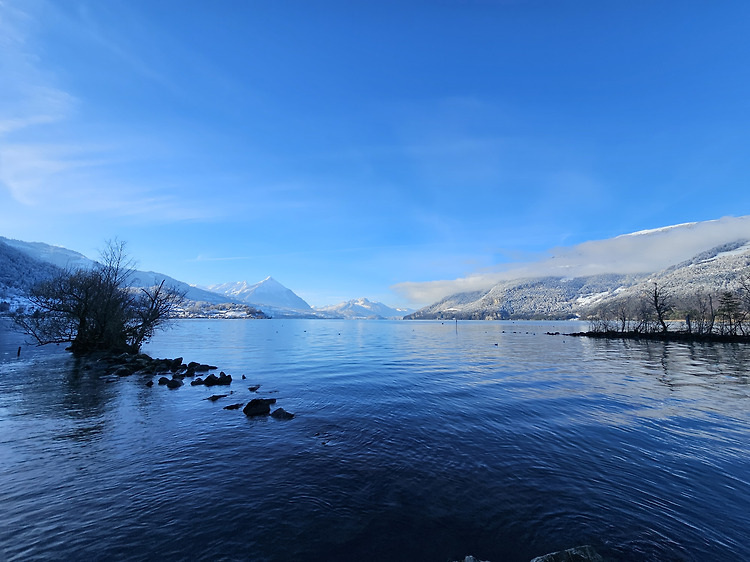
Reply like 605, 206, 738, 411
1, 319, 749, 561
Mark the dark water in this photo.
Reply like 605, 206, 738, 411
1, 318, 749, 561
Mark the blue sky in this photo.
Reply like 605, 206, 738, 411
1, 1, 749, 307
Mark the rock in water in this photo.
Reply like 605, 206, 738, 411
243, 398, 277, 416
223, 403, 244, 410
270, 408, 295, 420
530, 545, 604, 562
205, 394, 228, 401
166, 378, 183, 389
204, 372, 232, 386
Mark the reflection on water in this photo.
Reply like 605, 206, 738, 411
1, 318, 749, 561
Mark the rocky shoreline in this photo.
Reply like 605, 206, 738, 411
83, 351, 295, 420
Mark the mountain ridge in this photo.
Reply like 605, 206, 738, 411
314, 297, 413, 319
406, 241, 750, 320
205, 277, 313, 315
0, 235, 407, 319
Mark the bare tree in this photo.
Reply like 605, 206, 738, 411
15, 240, 185, 354
647, 282, 673, 333
615, 298, 633, 333
717, 291, 743, 336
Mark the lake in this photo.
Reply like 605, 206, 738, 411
1, 318, 749, 561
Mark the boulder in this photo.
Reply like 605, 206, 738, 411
145, 380, 154, 387
204, 372, 232, 386
243, 398, 277, 416
248, 385, 260, 392
530, 545, 604, 562
270, 408, 295, 420
169, 357, 183, 372
166, 378, 183, 389
191, 377, 205, 386
113, 366, 133, 377
157, 376, 171, 385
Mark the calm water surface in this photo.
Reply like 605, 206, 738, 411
1, 318, 749, 561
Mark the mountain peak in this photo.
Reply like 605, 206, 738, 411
207, 277, 311, 312
260, 276, 282, 286
314, 297, 411, 319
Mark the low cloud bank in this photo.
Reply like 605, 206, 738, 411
394, 215, 750, 306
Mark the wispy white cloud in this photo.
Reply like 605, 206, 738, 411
0, 143, 102, 204
393, 216, 750, 305
0, 0, 227, 223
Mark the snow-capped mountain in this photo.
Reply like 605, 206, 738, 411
406, 240, 750, 320
584, 240, 750, 310
1, 236, 94, 271
406, 273, 645, 320
314, 298, 413, 319
0, 236, 229, 305
205, 277, 313, 316
0, 238, 63, 304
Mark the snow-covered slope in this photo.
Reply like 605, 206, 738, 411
406, 274, 644, 320
206, 277, 312, 314
0, 236, 94, 271
0, 239, 62, 303
315, 298, 412, 319
407, 241, 750, 320
0, 236, 230, 305
131, 271, 232, 305
578, 240, 750, 312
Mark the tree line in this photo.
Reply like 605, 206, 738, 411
586, 274, 750, 337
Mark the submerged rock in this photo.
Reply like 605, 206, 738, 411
530, 545, 604, 562
248, 385, 260, 392
205, 394, 228, 401
223, 403, 244, 410
270, 408, 295, 420
243, 398, 277, 416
